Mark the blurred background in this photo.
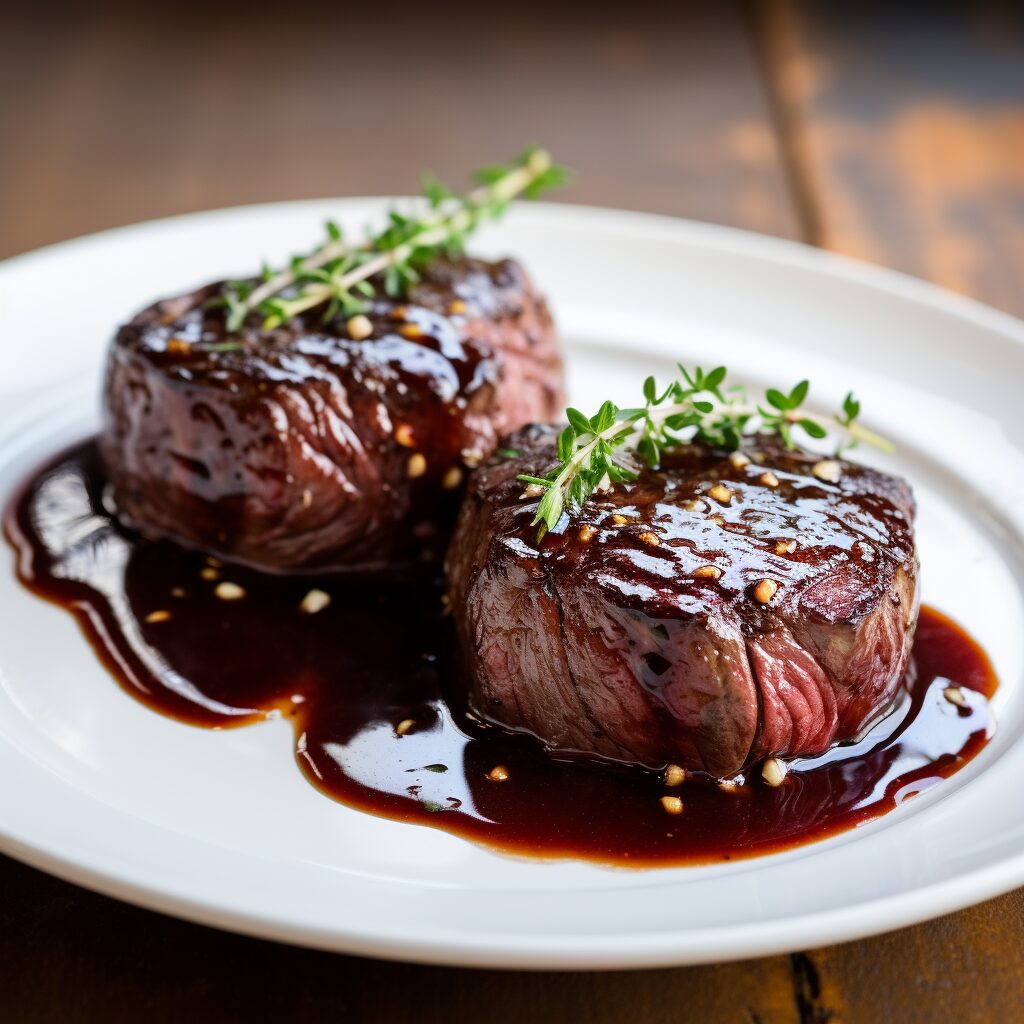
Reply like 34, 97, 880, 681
4, 1, 1024, 316
3, 2, 1024, 1022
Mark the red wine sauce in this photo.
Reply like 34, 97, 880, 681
3, 441, 998, 867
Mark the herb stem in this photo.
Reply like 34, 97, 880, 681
519, 366, 890, 536
236, 149, 557, 329
844, 419, 895, 454
784, 408, 895, 455
552, 397, 752, 501
260, 200, 499, 325
244, 238, 353, 312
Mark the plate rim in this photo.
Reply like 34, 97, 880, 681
6, 828, 1024, 970
6, 196, 1024, 347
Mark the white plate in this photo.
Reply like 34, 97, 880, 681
1, 200, 1023, 970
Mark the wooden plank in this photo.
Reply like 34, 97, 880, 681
754, 3, 1024, 1020
0, 856, 804, 1024
806, 890, 1024, 1023
0, 1, 798, 262
755, 1, 1024, 316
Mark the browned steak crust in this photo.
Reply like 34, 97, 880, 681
447, 424, 918, 777
101, 257, 563, 572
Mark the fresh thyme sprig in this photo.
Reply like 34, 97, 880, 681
518, 366, 893, 536
223, 147, 569, 331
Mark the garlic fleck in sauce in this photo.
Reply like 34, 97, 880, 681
3, 441, 998, 867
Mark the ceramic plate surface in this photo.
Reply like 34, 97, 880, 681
2, 200, 1023, 969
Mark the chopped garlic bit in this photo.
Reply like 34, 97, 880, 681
660, 795, 684, 815
395, 718, 416, 736
347, 314, 373, 341
407, 453, 428, 478
166, 337, 192, 356
299, 589, 331, 615
144, 610, 171, 624
813, 459, 843, 483
693, 564, 723, 580
761, 757, 787, 787
487, 765, 510, 782
664, 764, 686, 787
214, 581, 246, 601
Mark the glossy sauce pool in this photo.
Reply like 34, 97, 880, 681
4, 441, 999, 867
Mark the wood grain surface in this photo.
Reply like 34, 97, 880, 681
0, 1, 797, 258
758, 0, 1024, 317
1, 2, 1022, 1021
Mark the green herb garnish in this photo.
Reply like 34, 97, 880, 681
223, 147, 568, 332
519, 365, 892, 537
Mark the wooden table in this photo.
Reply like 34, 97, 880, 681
2, 3, 1022, 1020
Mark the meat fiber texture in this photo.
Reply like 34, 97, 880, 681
101, 256, 563, 572
447, 425, 919, 778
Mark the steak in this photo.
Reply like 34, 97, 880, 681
447, 424, 919, 778
101, 256, 563, 572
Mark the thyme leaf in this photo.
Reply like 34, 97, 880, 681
223, 147, 569, 331
518, 365, 893, 537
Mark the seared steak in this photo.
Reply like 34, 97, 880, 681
101, 257, 563, 572
447, 424, 918, 778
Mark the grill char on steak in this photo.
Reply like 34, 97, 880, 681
447, 424, 919, 778
101, 256, 562, 572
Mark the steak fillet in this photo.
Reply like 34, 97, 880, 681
447, 424, 919, 778
101, 256, 563, 572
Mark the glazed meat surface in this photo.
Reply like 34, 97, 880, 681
101, 257, 563, 572
447, 425, 919, 777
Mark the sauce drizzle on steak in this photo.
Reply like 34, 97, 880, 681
101, 256, 563, 572
5, 441, 992, 867
447, 424, 919, 777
